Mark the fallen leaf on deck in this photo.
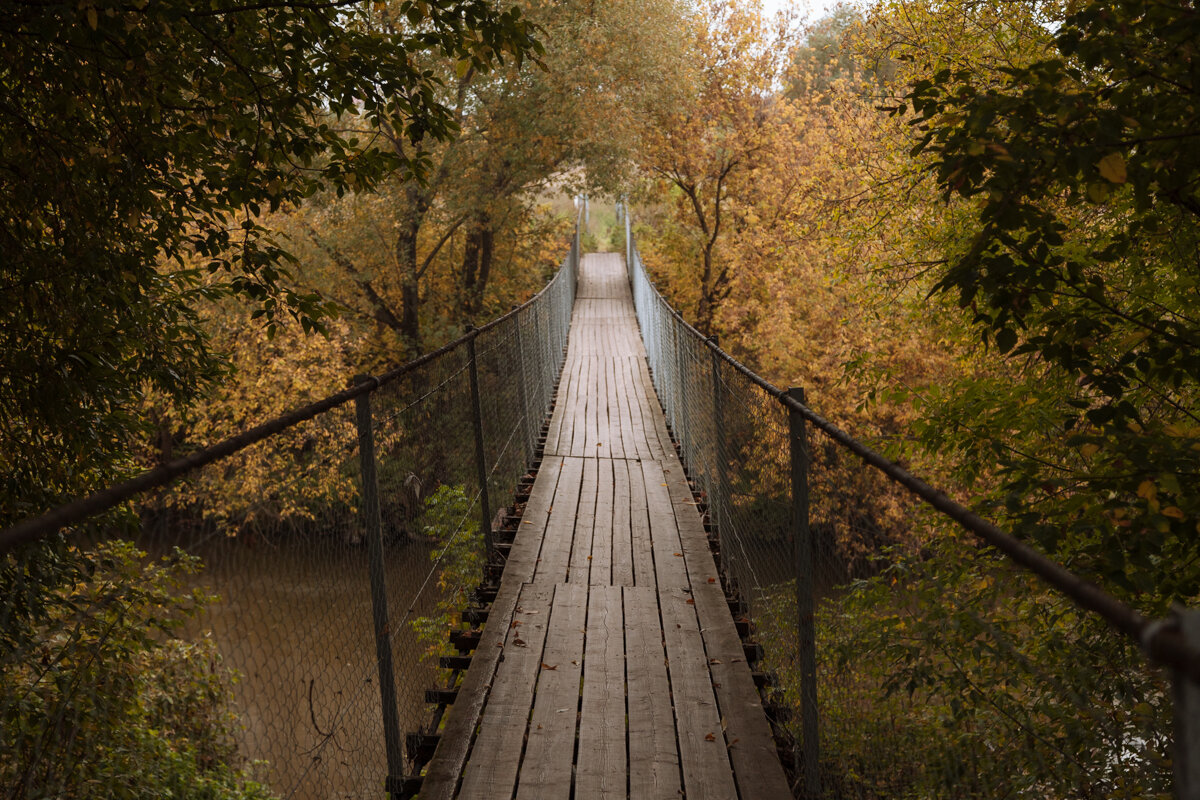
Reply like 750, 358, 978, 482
707, 577, 716, 583
513, 638, 526, 647
704, 732, 716, 742
686, 598, 695, 605
542, 663, 557, 670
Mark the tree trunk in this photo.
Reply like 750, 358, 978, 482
474, 221, 494, 314
461, 224, 482, 313
460, 211, 494, 315
395, 211, 422, 353
697, 243, 715, 335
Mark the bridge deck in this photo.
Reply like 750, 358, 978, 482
421, 253, 791, 799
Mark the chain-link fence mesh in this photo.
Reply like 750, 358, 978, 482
628, 233, 1177, 799
0, 229, 578, 800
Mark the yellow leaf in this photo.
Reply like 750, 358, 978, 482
1098, 153, 1126, 184
1163, 506, 1186, 520
1087, 181, 1111, 203
1137, 480, 1156, 500
86, 6, 98, 29
1080, 443, 1099, 458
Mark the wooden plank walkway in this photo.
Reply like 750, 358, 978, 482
421, 253, 791, 800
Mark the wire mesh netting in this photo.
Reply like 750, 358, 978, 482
628, 235, 1174, 799
0, 234, 577, 800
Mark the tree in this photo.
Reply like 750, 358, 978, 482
287, 0, 688, 351
903, 0, 1200, 602
0, 0, 540, 522
0, 4, 539, 794
638, 0, 797, 334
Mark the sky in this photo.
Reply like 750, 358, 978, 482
761, 0, 859, 24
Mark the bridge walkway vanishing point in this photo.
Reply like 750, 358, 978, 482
420, 253, 792, 800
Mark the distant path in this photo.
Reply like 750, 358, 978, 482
421, 253, 792, 799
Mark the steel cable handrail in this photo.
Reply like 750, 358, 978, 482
625, 234, 1200, 684
0, 228, 576, 555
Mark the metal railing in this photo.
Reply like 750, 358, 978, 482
0, 221, 580, 799
625, 210, 1200, 800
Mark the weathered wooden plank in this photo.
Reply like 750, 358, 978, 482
535, 456, 585, 584
611, 458, 635, 586
585, 356, 603, 456
609, 355, 633, 460
568, 457, 598, 584
624, 586, 681, 800
515, 582, 588, 800
418, 458, 563, 800
664, 460, 794, 800
636, 359, 677, 459
642, 459, 688, 590
660, 586, 738, 800
546, 353, 582, 456
577, 584, 626, 797
588, 457, 615, 585
629, 460, 656, 589
457, 583, 555, 800
569, 356, 590, 457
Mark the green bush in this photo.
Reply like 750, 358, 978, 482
759, 536, 1172, 799
0, 541, 272, 800
410, 485, 485, 676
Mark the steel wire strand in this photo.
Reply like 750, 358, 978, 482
625, 230, 1200, 684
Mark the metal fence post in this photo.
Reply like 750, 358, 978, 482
466, 330, 494, 556
353, 378, 406, 796
671, 320, 683, 445
625, 203, 632, 283
1176, 608, 1200, 800
708, 336, 728, 559
786, 386, 821, 799
511, 306, 534, 463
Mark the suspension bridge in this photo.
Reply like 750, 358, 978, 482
3, 215, 1200, 799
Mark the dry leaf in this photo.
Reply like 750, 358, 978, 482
686, 598, 695, 605
673, 552, 682, 557
513, 637, 527, 647
704, 732, 716, 742
710, 658, 722, 664
542, 663, 558, 670
1098, 152, 1127, 184
707, 577, 716, 584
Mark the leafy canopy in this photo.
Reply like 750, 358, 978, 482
900, 0, 1200, 600
0, 0, 540, 519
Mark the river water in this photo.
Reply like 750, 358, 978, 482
175, 531, 442, 800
